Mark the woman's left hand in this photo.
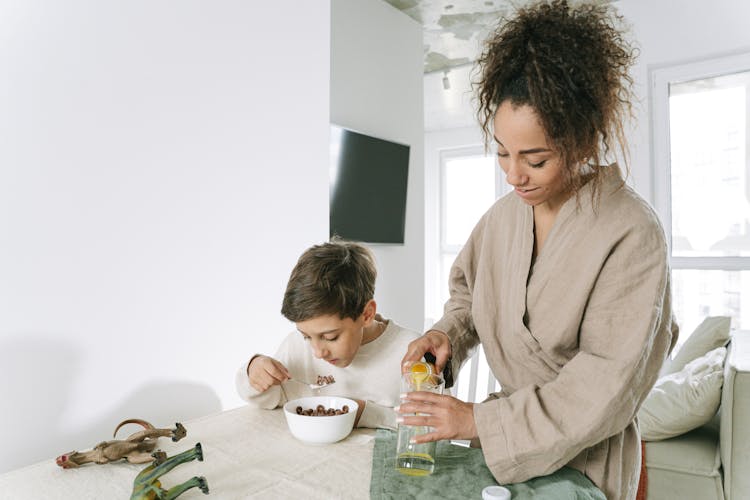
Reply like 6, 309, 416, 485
395, 392, 477, 443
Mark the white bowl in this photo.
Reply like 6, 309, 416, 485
283, 396, 358, 444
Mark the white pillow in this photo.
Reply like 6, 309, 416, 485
639, 346, 727, 441
662, 316, 730, 376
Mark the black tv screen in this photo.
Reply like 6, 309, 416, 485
329, 125, 410, 244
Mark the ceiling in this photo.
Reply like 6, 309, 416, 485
383, 0, 612, 74
384, 0, 618, 130
382, 0, 520, 74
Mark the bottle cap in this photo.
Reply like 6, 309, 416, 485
482, 485, 511, 500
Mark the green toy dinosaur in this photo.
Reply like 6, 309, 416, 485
130, 442, 208, 500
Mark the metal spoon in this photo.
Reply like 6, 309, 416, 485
291, 376, 335, 391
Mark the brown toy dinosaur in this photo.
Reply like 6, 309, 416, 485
56, 419, 187, 469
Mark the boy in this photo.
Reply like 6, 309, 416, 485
235, 240, 421, 429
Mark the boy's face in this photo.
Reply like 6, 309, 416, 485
296, 303, 375, 368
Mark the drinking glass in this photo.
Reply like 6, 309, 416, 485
395, 372, 445, 476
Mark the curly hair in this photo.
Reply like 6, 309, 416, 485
281, 239, 377, 322
475, 0, 637, 200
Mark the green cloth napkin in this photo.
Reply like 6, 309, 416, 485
370, 429, 606, 500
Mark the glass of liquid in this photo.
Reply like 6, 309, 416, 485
395, 366, 445, 476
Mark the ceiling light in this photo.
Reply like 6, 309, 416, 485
442, 70, 450, 90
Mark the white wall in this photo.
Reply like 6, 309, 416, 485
0, 0, 330, 473
424, 61, 486, 323
331, 0, 425, 331
425, 64, 477, 132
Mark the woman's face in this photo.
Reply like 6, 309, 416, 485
493, 101, 570, 212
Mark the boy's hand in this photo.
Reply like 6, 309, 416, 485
247, 355, 290, 393
401, 330, 452, 374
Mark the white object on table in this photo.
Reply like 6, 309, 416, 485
482, 485, 512, 500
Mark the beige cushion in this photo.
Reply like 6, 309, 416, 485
645, 424, 720, 476
645, 424, 724, 500
662, 316, 730, 376
639, 346, 726, 441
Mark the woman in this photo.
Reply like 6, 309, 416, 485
398, 1, 678, 499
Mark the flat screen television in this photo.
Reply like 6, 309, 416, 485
329, 125, 410, 244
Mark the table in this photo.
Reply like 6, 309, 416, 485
0, 406, 377, 499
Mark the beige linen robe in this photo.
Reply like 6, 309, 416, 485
432, 165, 678, 500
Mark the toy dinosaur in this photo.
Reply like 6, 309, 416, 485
131, 442, 208, 500
56, 419, 187, 469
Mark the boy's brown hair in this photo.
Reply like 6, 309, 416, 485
281, 239, 377, 322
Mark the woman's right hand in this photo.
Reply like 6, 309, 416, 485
247, 355, 290, 393
401, 329, 452, 374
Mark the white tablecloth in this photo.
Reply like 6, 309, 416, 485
0, 405, 376, 499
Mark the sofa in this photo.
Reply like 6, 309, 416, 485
645, 330, 750, 500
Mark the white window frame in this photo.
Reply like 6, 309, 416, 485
439, 146, 507, 256
437, 146, 511, 402
651, 50, 750, 273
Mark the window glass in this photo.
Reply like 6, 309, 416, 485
436, 151, 510, 399
444, 155, 496, 246
672, 269, 749, 349
669, 72, 750, 257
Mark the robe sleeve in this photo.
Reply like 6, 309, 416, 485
474, 209, 679, 483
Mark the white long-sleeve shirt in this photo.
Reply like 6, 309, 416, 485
235, 317, 421, 429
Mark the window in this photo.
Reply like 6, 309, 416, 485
433, 146, 511, 402
652, 52, 750, 346
432, 147, 509, 323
